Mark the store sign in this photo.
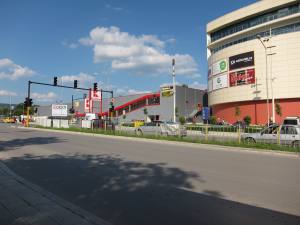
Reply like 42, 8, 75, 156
161, 86, 174, 97
84, 99, 91, 112
229, 51, 254, 70
229, 68, 255, 87
213, 73, 228, 90
51, 104, 68, 117
212, 59, 228, 76
91, 90, 102, 101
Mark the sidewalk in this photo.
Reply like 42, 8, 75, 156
0, 161, 110, 225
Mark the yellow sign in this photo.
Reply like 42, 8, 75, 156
161, 87, 174, 97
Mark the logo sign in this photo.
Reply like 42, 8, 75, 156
51, 104, 68, 117
84, 99, 91, 112
212, 59, 228, 76
229, 68, 255, 87
202, 107, 210, 120
92, 90, 102, 101
229, 51, 254, 70
161, 86, 174, 97
212, 73, 228, 90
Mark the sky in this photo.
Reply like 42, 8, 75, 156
0, 0, 255, 104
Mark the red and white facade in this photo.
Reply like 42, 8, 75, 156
207, 0, 300, 125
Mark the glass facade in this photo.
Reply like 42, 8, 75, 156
211, 22, 300, 54
210, 3, 300, 42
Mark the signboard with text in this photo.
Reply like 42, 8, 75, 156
212, 73, 228, 90
229, 68, 255, 87
211, 59, 228, 76
229, 51, 254, 70
84, 99, 91, 112
91, 90, 102, 101
51, 104, 68, 117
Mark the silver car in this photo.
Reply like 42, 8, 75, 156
135, 122, 187, 137
242, 124, 300, 147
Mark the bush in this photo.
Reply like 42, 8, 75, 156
179, 116, 186, 125
243, 115, 251, 126
210, 116, 217, 125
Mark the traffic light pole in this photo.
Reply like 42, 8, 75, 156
26, 81, 31, 127
26, 80, 91, 127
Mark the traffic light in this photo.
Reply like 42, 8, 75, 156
69, 108, 75, 114
24, 98, 33, 107
74, 80, 78, 88
54, 77, 58, 86
29, 98, 33, 107
93, 82, 98, 91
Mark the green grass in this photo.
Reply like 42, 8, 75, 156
33, 125, 300, 153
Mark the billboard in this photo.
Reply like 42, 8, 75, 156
213, 73, 228, 90
229, 68, 255, 87
161, 86, 174, 97
92, 90, 102, 101
229, 51, 254, 70
84, 99, 91, 112
52, 104, 68, 117
212, 59, 228, 76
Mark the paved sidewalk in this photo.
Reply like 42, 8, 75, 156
0, 161, 110, 225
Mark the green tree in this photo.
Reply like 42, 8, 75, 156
275, 101, 282, 117
210, 115, 217, 125
243, 115, 251, 126
179, 116, 186, 125
235, 106, 241, 120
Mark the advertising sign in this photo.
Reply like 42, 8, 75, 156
161, 86, 174, 97
51, 104, 68, 117
229, 51, 254, 70
91, 90, 102, 101
212, 73, 228, 90
212, 59, 228, 76
84, 99, 91, 112
202, 107, 210, 120
229, 68, 255, 87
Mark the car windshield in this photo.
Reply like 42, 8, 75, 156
261, 125, 279, 134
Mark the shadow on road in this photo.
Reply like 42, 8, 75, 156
0, 137, 65, 151
3, 153, 300, 225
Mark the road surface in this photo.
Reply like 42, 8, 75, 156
0, 124, 300, 225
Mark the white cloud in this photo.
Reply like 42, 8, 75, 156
79, 26, 200, 77
0, 58, 36, 80
0, 89, 17, 97
32, 92, 57, 102
60, 73, 96, 87
105, 4, 124, 11
62, 40, 78, 49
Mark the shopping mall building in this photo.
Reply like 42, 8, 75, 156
207, 0, 300, 124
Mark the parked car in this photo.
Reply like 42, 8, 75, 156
242, 124, 300, 147
232, 121, 246, 129
135, 121, 187, 137
283, 117, 300, 126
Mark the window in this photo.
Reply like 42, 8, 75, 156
281, 126, 298, 135
211, 22, 300, 54
211, 3, 300, 42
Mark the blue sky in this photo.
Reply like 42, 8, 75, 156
0, 0, 255, 104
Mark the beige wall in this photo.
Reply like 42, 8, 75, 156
208, 30, 300, 106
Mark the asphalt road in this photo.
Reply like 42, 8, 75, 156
0, 124, 300, 225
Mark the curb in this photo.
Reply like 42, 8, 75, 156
18, 126, 300, 158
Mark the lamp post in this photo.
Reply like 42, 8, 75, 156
257, 35, 270, 126
172, 58, 176, 122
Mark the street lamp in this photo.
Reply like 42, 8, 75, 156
172, 58, 176, 122
257, 35, 270, 126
